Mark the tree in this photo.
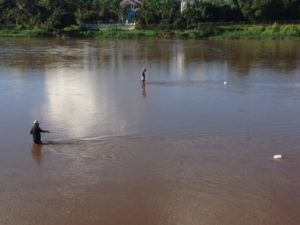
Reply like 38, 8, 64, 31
138, 0, 180, 28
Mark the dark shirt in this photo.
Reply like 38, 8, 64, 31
142, 71, 146, 80
30, 125, 46, 143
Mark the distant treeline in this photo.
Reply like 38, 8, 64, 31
1, 0, 300, 31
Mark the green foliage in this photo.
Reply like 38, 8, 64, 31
73, 0, 122, 24
237, 0, 300, 22
214, 24, 300, 39
80, 29, 157, 39
0, 24, 300, 39
0, 0, 300, 36
280, 25, 300, 36
43, 6, 66, 30
0, 27, 46, 37
63, 25, 81, 36
138, 0, 180, 29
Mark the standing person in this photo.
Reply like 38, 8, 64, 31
30, 120, 50, 145
141, 68, 147, 82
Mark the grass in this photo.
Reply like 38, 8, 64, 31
214, 23, 300, 39
81, 29, 157, 39
0, 26, 48, 37
1, 23, 300, 39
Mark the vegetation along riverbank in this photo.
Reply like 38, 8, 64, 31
1, 24, 300, 39
1, 0, 300, 39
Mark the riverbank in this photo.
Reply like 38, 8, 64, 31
1, 23, 300, 39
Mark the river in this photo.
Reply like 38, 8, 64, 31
0, 38, 300, 225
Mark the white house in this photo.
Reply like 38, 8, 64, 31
120, 0, 143, 22
120, 0, 194, 13
120, 0, 143, 7
180, 0, 194, 13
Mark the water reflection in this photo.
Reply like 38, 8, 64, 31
1, 39, 300, 140
141, 81, 147, 97
44, 67, 99, 137
31, 144, 42, 165
1, 39, 300, 76
1, 38, 300, 225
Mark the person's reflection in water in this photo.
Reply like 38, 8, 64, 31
32, 144, 42, 165
141, 81, 147, 97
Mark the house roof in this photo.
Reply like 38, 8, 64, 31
120, 0, 143, 6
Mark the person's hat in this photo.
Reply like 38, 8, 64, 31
33, 120, 40, 124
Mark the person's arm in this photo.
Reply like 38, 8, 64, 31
30, 128, 33, 134
40, 128, 50, 133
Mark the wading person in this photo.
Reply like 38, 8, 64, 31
30, 120, 50, 145
141, 68, 147, 83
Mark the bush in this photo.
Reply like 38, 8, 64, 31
280, 25, 300, 37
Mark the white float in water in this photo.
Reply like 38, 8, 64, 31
273, 154, 282, 160
223, 81, 227, 85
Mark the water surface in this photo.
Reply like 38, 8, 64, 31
0, 38, 300, 225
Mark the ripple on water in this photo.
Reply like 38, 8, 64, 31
1, 135, 300, 225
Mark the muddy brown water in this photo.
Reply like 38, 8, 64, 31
0, 38, 300, 225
